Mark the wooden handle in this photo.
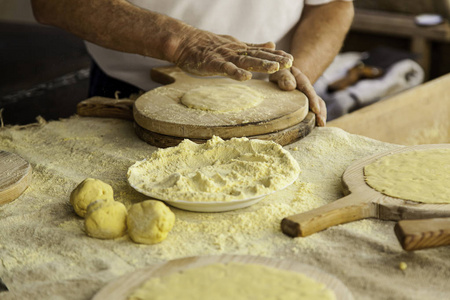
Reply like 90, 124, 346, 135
281, 193, 377, 237
327, 65, 383, 93
76, 97, 135, 120
394, 218, 450, 251
150, 66, 192, 85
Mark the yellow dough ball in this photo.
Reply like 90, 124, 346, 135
127, 200, 175, 245
85, 199, 128, 239
70, 178, 114, 217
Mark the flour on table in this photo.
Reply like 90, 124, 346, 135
127, 136, 300, 202
364, 148, 450, 204
180, 84, 264, 112
128, 263, 335, 300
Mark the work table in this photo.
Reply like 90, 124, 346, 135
0, 116, 449, 299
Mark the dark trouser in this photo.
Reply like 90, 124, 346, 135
88, 60, 142, 98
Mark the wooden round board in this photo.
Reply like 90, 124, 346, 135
134, 112, 315, 148
92, 254, 353, 300
133, 66, 309, 139
281, 144, 450, 237
0, 151, 32, 205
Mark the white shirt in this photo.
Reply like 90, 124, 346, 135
86, 0, 340, 90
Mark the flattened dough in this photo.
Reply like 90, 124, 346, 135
181, 84, 264, 112
127, 136, 300, 202
128, 263, 336, 300
364, 149, 450, 204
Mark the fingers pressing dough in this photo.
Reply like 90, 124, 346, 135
85, 199, 128, 239
127, 200, 175, 245
70, 178, 114, 217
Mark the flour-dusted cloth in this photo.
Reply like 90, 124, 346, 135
1, 116, 449, 300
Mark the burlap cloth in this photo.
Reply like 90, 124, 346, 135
0, 116, 449, 299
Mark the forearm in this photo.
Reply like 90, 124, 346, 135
31, 0, 192, 62
290, 1, 354, 83
31, 0, 293, 80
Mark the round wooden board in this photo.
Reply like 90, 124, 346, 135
282, 144, 450, 237
92, 254, 353, 300
0, 151, 32, 205
133, 67, 309, 139
134, 112, 315, 148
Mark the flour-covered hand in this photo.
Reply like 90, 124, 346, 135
270, 67, 327, 126
170, 28, 293, 81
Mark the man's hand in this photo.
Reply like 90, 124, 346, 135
270, 67, 327, 126
171, 29, 294, 81
31, 0, 293, 82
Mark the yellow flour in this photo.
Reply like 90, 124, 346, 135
127, 136, 300, 202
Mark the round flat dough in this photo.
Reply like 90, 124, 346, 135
180, 84, 264, 112
128, 262, 336, 300
127, 136, 300, 202
364, 149, 450, 204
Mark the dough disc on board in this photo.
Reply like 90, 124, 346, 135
181, 84, 264, 112
128, 262, 336, 300
364, 148, 450, 204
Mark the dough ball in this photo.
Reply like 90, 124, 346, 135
70, 178, 114, 217
127, 200, 175, 245
85, 199, 128, 239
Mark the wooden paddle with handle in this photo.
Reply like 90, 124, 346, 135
394, 218, 450, 251
77, 66, 315, 147
77, 97, 135, 120
281, 144, 450, 237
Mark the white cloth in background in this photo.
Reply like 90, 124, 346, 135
86, 0, 348, 91
314, 53, 425, 121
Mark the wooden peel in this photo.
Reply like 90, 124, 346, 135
394, 218, 450, 251
92, 254, 353, 300
134, 112, 315, 148
77, 66, 315, 147
281, 144, 450, 238
0, 151, 32, 205
77, 97, 134, 120
134, 66, 309, 139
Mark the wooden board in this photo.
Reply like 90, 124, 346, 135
134, 112, 315, 148
0, 151, 32, 205
328, 73, 450, 145
133, 66, 309, 139
92, 254, 353, 300
394, 218, 450, 251
281, 144, 450, 237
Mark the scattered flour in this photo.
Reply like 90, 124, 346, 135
1, 117, 449, 300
